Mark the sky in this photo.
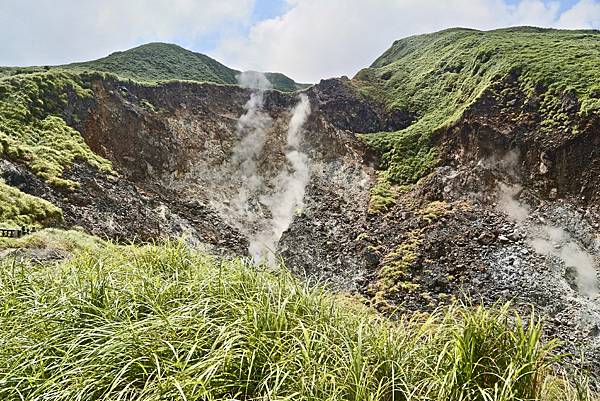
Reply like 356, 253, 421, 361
1, 0, 599, 83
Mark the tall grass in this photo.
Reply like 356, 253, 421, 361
0, 241, 594, 400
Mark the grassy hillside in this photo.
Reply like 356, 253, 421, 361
0, 181, 62, 228
0, 70, 112, 188
65, 43, 238, 85
355, 27, 600, 190
63, 42, 308, 91
0, 70, 113, 229
0, 239, 594, 400
264, 71, 310, 91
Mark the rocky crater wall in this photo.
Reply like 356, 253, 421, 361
64, 77, 407, 286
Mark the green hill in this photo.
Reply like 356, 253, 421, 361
63, 42, 308, 91
264, 71, 309, 91
355, 27, 600, 186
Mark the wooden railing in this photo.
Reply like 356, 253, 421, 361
0, 226, 33, 238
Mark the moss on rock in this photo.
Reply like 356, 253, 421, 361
0, 71, 112, 187
0, 181, 62, 227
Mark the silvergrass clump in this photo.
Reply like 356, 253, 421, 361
0, 241, 595, 400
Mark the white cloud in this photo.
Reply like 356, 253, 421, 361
557, 0, 600, 28
215, 0, 599, 82
0, 0, 254, 66
1, 0, 598, 82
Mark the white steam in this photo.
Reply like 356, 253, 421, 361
529, 223, 599, 298
497, 182, 599, 298
250, 94, 312, 265
227, 72, 312, 265
229, 73, 273, 220
236, 70, 273, 90
497, 183, 530, 222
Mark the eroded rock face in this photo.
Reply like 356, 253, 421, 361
33, 77, 396, 285
364, 78, 600, 369
0, 159, 248, 252
311, 77, 414, 133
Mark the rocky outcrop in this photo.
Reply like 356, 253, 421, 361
311, 77, 413, 133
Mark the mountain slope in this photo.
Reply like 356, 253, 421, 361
65, 43, 238, 85
354, 27, 600, 186
64, 42, 309, 91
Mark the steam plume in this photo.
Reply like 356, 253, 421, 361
226, 73, 312, 265
496, 180, 599, 298
497, 183, 530, 222
236, 71, 273, 90
528, 223, 599, 298
229, 72, 272, 219
250, 94, 312, 265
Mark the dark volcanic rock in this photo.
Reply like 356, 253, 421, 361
312, 77, 414, 133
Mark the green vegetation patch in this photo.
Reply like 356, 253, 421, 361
0, 241, 593, 400
356, 27, 600, 186
369, 202, 454, 305
368, 174, 399, 213
264, 72, 311, 91
0, 71, 112, 187
418, 200, 451, 224
64, 43, 308, 92
0, 227, 104, 252
0, 181, 62, 228
66, 43, 238, 85
370, 229, 423, 305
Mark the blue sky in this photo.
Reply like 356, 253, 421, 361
251, 0, 291, 22
250, 0, 581, 22
514, 0, 581, 9
505, 0, 579, 8
187, 0, 292, 54
212, 0, 600, 81
1, 0, 599, 82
